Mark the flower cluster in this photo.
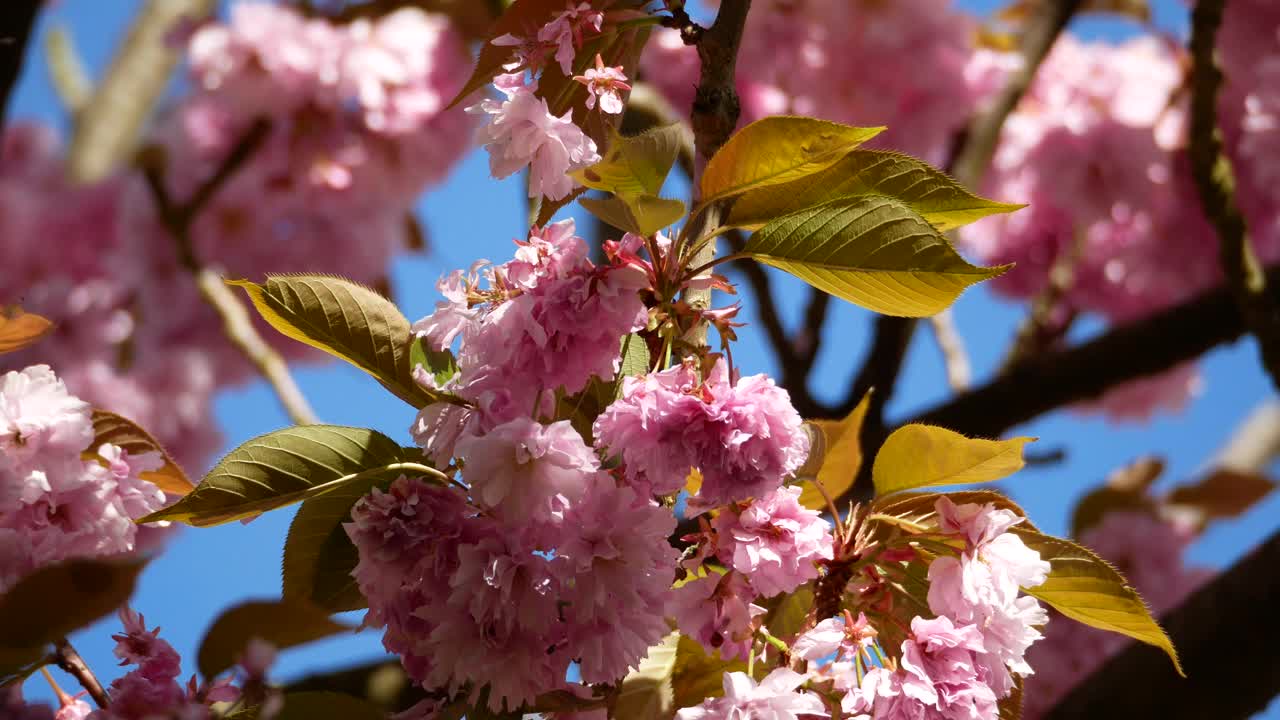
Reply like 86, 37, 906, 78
641, 0, 1007, 165
0, 365, 170, 593
676, 498, 1051, 720
11, 608, 275, 720
1, 3, 473, 474
471, 1, 639, 199
347, 220, 815, 711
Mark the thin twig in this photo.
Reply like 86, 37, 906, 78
53, 638, 109, 709
1002, 228, 1085, 367
65, 0, 215, 183
1188, 0, 1280, 391
141, 119, 319, 426
927, 310, 972, 391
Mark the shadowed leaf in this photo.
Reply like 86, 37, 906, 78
580, 194, 686, 236
612, 632, 679, 720
197, 600, 350, 678
88, 410, 193, 496
0, 559, 145, 652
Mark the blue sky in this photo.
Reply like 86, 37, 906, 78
9, 0, 1278, 715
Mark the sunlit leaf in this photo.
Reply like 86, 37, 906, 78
228, 275, 442, 408
797, 392, 873, 511
139, 426, 410, 527
573, 125, 687, 197
872, 424, 1034, 496
0, 307, 53, 354
408, 335, 459, 390
743, 196, 1008, 317
580, 194, 686, 236
726, 150, 1023, 232
0, 559, 145, 652
699, 117, 883, 205
88, 410, 193, 497
612, 632, 679, 720
998, 0, 1149, 22
197, 600, 350, 678
1012, 527, 1183, 676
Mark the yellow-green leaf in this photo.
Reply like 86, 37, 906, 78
88, 410, 194, 497
140, 425, 410, 527
872, 424, 1034, 496
228, 275, 438, 408
0, 558, 145, 651
197, 600, 349, 678
580, 194, 686, 236
612, 632, 679, 720
572, 124, 687, 198
1012, 527, 1183, 676
282, 470, 391, 612
726, 150, 1023, 232
699, 117, 884, 205
671, 635, 745, 709
0, 307, 53, 354
797, 392, 873, 511
743, 195, 1008, 317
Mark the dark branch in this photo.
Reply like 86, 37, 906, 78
689, 0, 750, 162
1188, 0, 1280, 391
53, 638, 109, 709
0, 1, 40, 139
1044, 526, 1280, 719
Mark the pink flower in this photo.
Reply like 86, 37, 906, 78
593, 358, 809, 504
711, 486, 833, 597
53, 701, 92, 720
558, 474, 677, 683
927, 498, 1050, 696
675, 668, 826, 720
793, 612, 877, 664
112, 607, 182, 681
669, 573, 765, 661
457, 417, 598, 524
574, 54, 630, 114
469, 73, 600, 200
538, 2, 604, 75
0, 365, 93, 477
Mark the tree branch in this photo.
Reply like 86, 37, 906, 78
67, 0, 216, 183
0, 1, 40, 138
1044, 526, 1280, 720
682, 0, 751, 343
53, 638, 109, 709
1188, 0, 1280, 391
140, 119, 319, 426
927, 310, 972, 391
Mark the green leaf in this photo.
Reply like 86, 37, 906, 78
671, 635, 745, 710
282, 471, 391, 612
760, 585, 815, 642
197, 600, 350, 678
699, 117, 884, 205
139, 425, 410, 527
797, 392, 872, 511
573, 124, 687, 198
270, 692, 387, 720
88, 409, 194, 496
0, 306, 53, 354
408, 334, 459, 390
0, 558, 145, 651
744, 195, 1008, 317
1012, 527, 1184, 676
580, 194, 686, 237
872, 424, 1034, 496
612, 632, 679, 720
618, 333, 652, 380
228, 275, 437, 408
726, 150, 1023, 232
